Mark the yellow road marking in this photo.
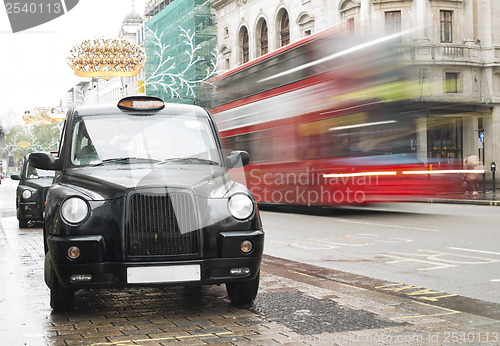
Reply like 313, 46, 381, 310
288, 270, 367, 290
287, 270, 316, 278
374, 283, 405, 289
375, 283, 459, 301
390, 301, 460, 320
419, 294, 458, 301
91, 331, 233, 345
338, 282, 367, 291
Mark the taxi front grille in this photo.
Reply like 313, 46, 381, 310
127, 191, 199, 257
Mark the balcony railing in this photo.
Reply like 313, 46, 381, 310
443, 45, 464, 57
394, 43, 482, 63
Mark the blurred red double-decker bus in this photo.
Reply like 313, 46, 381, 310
203, 27, 464, 205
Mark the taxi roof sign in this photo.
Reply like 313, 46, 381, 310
117, 96, 165, 111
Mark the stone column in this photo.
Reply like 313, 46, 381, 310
413, 0, 429, 42
462, 116, 477, 160
416, 116, 428, 163
488, 105, 500, 180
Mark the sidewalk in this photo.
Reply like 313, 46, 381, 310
427, 189, 500, 206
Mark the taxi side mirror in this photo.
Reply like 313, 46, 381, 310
11, 174, 21, 181
226, 151, 250, 169
29, 152, 62, 171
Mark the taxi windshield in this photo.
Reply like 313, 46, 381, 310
70, 112, 222, 167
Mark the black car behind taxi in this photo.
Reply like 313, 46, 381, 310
12, 154, 55, 228
30, 96, 264, 312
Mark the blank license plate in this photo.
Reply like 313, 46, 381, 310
127, 265, 201, 284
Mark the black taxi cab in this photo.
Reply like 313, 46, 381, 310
30, 96, 264, 312
12, 154, 55, 228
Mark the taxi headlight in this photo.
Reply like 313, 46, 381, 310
228, 194, 254, 220
61, 197, 89, 224
22, 190, 32, 199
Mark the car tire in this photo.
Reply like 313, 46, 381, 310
43, 224, 48, 254
18, 218, 29, 228
226, 270, 260, 306
17, 210, 29, 229
45, 253, 74, 312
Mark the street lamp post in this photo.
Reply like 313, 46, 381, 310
491, 162, 496, 193
476, 128, 486, 193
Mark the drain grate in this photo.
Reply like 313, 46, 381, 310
252, 292, 404, 335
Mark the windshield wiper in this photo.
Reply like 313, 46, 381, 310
91, 157, 160, 166
160, 157, 220, 166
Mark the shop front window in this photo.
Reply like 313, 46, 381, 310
427, 117, 462, 162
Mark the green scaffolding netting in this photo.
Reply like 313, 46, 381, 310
145, 0, 216, 105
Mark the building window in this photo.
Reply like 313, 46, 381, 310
440, 10, 453, 43
493, 70, 500, 93
385, 11, 401, 39
220, 46, 231, 71
445, 72, 459, 93
346, 17, 355, 34
280, 11, 290, 47
260, 21, 268, 56
297, 12, 315, 38
339, 0, 360, 34
240, 27, 249, 64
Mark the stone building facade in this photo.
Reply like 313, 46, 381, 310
211, 0, 500, 179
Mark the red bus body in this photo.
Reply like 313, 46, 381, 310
205, 28, 463, 205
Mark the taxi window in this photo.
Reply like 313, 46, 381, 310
25, 161, 56, 180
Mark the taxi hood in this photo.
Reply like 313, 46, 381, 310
63, 164, 235, 200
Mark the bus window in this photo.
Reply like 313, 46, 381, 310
213, 45, 309, 106
252, 129, 274, 163
223, 133, 253, 160
297, 111, 416, 159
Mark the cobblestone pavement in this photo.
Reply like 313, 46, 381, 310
0, 215, 499, 346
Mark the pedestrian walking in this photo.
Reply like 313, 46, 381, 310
464, 155, 483, 194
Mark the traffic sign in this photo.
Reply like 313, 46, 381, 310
480, 132, 485, 143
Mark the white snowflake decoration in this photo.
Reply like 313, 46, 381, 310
144, 26, 217, 100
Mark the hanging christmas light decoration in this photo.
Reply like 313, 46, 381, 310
22, 107, 67, 125
67, 37, 146, 80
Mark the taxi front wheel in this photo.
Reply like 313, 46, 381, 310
17, 210, 28, 229
45, 253, 74, 312
226, 270, 260, 306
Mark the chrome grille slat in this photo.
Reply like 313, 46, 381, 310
127, 191, 199, 257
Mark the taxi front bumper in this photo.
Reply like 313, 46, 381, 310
46, 230, 264, 288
